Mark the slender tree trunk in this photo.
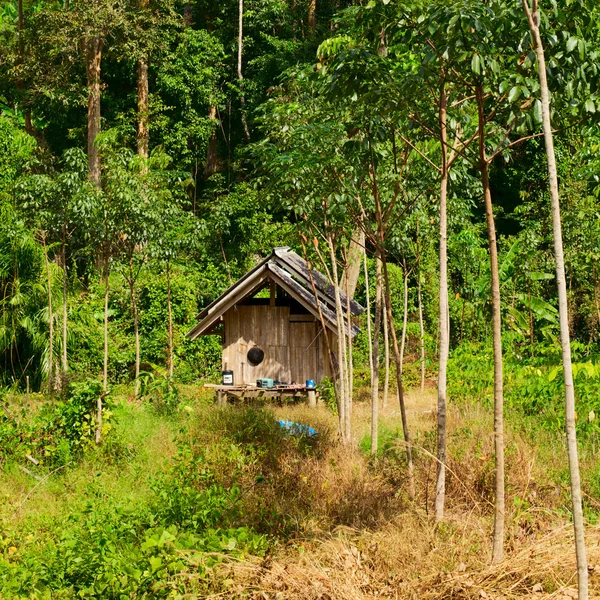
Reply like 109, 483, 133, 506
345, 270, 354, 435
136, 57, 149, 159
399, 260, 409, 374
61, 225, 68, 377
237, 0, 251, 141
476, 85, 505, 564
42, 233, 54, 392
167, 261, 174, 378
103, 250, 110, 392
96, 392, 103, 444
136, 0, 149, 160
436, 83, 451, 522
328, 233, 350, 443
17, 0, 24, 56
85, 36, 104, 185
367, 248, 383, 455
522, 3, 588, 594
16, 0, 35, 136
301, 240, 339, 412
364, 247, 374, 450
418, 270, 425, 393
381, 252, 414, 495
341, 228, 365, 299
383, 291, 390, 408
128, 258, 141, 397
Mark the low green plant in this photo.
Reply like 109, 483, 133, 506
138, 373, 180, 415
318, 377, 337, 415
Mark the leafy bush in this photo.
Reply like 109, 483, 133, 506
0, 379, 113, 468
138, 373, 180, 415
448, 341, 600, 439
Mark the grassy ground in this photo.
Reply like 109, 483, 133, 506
1, 382, 600, 599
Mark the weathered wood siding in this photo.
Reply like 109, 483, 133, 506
222, 305, 332, 385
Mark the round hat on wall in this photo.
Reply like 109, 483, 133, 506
247, 345, 265, 366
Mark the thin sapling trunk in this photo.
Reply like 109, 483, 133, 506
382, 252, 414, 495
167, 261, 174, 378
103, 251, 110, 392
399, 259, 409, 375
522, 2, 588, 594
418, 270, 426, 393
61, 223, 68, 378
476, 84, 505, 564
383, 292, 390, 408
367, 248, 383, 455
436, 82, 451, 521
237, 0, 251, 141
327, 233, 351, 443
128, 257, 141, 397
42, 233, 54, 391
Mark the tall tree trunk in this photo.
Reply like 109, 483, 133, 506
136, 0, 149, 159
382, 293, 390, 408
302, 240, 340, 413
42, 233, 54, 392
308, 0, 316, 31
85, 36, 104, 185
136, 57, 149, 159
345, 270, 354, 434
128, 258, 141, 397
522, 3, 588, 595
476, 84, 505, 564
341, 228, 365, 299
16, 0, 34, 136
204, 105, 219, 177
399, 260, 409, 374
17, 0, 24, 56
61, 224, 68, 377
436, 82, 450, 521
368, 249, 383, 455
167, 261, 174, 378
328, 233, 350, 444
418, 270, 425, 393
364, 247, 374, 451
237, 0, 251, 141
381, 252, 414, 495
103, 250, 110, 392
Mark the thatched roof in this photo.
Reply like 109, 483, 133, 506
185, 247, 365, 340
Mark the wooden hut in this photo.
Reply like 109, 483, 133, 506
186, 247, 364, 400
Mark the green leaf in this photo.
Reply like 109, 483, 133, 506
548, 366, 561, 382
585, 99, 596, 113
566, 36, 578, 52
508, 86, 520, 103
471, 54, 481, 75
529, 271, 554, 281
533, 100, 542, 124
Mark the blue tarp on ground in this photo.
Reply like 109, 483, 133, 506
277, 420, 317, 437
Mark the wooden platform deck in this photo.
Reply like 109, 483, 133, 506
204, 383, 318, 407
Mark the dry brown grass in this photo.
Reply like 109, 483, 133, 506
192, 388, 600, 599
205, 513, 600, 599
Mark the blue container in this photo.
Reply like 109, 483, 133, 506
306, 379, 316, 390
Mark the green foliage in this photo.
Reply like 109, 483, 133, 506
318, 377, 337, 415
448, 342, 600, 439
0, 379, 112, 468
139, 373, 180, 415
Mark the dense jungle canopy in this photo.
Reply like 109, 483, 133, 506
0, 0, 597, 391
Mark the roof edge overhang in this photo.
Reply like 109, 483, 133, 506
185, 260, 361, 341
